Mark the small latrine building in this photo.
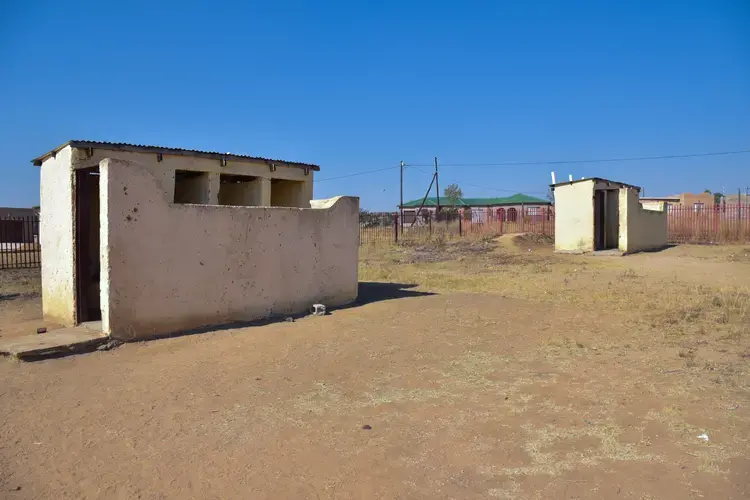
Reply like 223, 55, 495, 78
551, 177, 667, 254
32, 141, 359, 340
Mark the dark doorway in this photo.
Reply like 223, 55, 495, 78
75, 167, 101, 323
594, 191, 605, 250
594, 190, 619, 251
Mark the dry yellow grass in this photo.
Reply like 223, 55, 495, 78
360, 236, 750, 341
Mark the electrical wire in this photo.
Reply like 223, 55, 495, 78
406, 149, 750, 168
314, 165, 400, 182
410, 167, 547, 196
313, 148, 750, 183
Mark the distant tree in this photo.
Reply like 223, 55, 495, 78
359, 208, 388, 228
442, 184, 463, 216
713, 192, 724, 205
546, 187, 555, 204
443, 184, 463, 205
704, 189, 712, 193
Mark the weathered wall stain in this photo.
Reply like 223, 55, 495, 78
99, 158, 358, 340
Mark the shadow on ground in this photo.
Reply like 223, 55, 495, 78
350, 281, 435, 307
135, 282, 435, 342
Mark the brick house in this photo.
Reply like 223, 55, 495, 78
640, 192, 715, 212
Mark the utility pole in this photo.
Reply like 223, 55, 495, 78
434, 156, 440, 216
400, 161, 404, 232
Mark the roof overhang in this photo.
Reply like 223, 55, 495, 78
30, 140, 321, 171
550, 177, 641, 191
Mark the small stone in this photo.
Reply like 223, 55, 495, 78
36, 327, 47, 334
285, 317, 295, 323
311, 304, 326, 316
362, 424, 372, 430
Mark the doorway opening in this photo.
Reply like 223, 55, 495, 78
594, 189, 619, 250
75, 167, 101, 323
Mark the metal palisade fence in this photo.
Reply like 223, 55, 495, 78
359, 207, 555, 245
667, 204, 750, 244
360, 205, 750, 246
0, 216, 41, 269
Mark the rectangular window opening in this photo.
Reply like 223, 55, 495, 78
174, 170, 210, 204
270, 179, 305, 208
218, 174, 260, 206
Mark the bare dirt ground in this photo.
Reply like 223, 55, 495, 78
1, 238, 749, 499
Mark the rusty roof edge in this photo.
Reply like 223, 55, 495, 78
30, 140, 321, 170
549, 177, 641, 191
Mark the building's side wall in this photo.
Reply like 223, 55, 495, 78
39, 146, 76, 325
99, 158, 358, 340
618, 188, 668, 254
680, 192, 715, 207
72, 148, 314, 208
640, 200, 665, 211
553, 180, 595, 252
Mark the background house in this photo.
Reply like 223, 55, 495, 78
399, 194, 552, 224
0, 206, 40, 247
641, 192, 715, 211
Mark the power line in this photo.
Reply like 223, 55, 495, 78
314, 147, 750, 183
411, 167, 547, 195
407, 148, 750, 168
315, 165, 400, 182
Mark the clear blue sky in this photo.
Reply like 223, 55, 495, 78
1, 0, 748, 210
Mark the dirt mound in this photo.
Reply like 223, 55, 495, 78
512, 233, 554, 249
401, 237, 498, 264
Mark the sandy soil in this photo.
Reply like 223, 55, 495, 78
0, 241, 748, 499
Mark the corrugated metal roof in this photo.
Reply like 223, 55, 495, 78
400, 194, 550, 208
30, 140, 320, 170
0, 207, 39, 218
549, 177, 640, 191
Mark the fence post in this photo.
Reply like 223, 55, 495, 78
738, 197, 742, 241
429, 213, 432, 236
459, 214, 462, 237
394, 213, 399, 243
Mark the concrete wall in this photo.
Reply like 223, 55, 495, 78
71, 147, 313, 208
39, 146, 76, 325
553, 180, 595, 252
618, 188, 668, 254
99, 158, 358, 340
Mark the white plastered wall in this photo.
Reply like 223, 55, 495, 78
39, 146, 76, 325
553, 180, 595, 252
99, 158, 358, 340
618, 188, 668, 254
70, 147, 314, 208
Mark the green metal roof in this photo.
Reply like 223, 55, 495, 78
400, 194, 550, 208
